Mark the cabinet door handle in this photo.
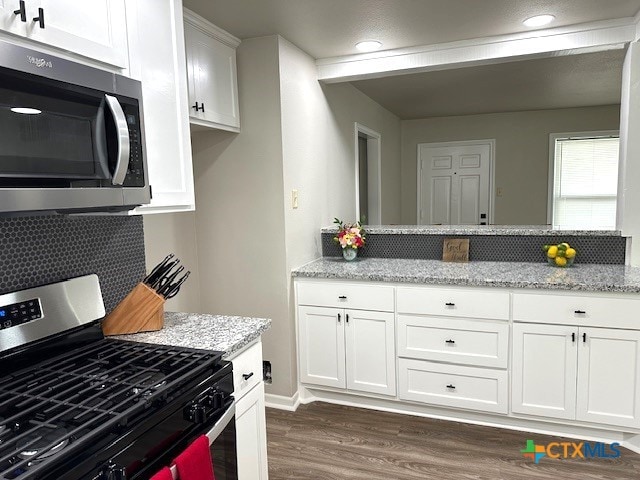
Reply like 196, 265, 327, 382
13, 1, 26, 22
445, 302, 455, 307
571, 332, 576, 343
338, 295, 347, 300
32, 7, 44, 28
574, 310, 586, 315
445, 339, 456, 344
446, 384, 456, 390
337, 313, 341, 323
199, 103, 205, 112
346, 314, 349, 323
583, 332, 587, 343
242, 372, 254, 381
192, 102, 200, 111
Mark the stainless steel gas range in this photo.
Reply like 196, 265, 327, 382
0, 275, 238, 479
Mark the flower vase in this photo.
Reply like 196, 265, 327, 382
342, 248, 357, 261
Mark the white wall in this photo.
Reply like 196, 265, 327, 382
191, 36, 294, 397
143, 212, 201, 313
400, 105, 621, 225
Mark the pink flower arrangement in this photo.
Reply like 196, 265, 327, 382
333, 218, 366, 250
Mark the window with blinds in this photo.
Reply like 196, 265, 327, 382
551, 134, 619, 230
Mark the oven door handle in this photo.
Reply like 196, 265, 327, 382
169, 400, 236, 480
105, 94, 130, 186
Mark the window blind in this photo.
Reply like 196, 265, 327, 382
552, 136, 619, 230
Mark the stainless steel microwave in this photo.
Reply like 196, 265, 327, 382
0, 41, 150, 214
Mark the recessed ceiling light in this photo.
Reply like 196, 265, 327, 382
11, 107, 42, 115
356, 40, 382, 52
523, 14, 555, 27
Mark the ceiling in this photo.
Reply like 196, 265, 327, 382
350, 49, 625, 119
184, 0, 640, 59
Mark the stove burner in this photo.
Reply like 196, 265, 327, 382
17, 427, 69, 462
132, 372, 167, 397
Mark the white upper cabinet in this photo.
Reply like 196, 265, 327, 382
0, 0, 128, 68
0, 0, 28, 36
184, 9, 240, 132
127, 0, 195, 213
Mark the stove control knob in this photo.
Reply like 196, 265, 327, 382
212, 392, 225, 409
105, 463, 126, 480
187, 403, 207, 424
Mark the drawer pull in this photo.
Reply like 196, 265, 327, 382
242, 372, 254, 381
574, 310, 586, 315
446, 384, 456, 390
445, 339, 456, 344
445, 302, 455, 307
338, 295, 347, 300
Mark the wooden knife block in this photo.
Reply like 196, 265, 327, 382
102, 283, 165, 336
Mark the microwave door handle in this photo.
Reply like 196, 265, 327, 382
104, 94, 130, 186
169, 400, 236, 480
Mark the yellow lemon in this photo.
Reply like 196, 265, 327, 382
547, 245, 558, 258
555, 256, 567, 267
559, 242, 570, 249
565, 248, 576, 259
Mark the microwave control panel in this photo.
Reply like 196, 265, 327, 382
123, 108, 145, 187
0, 298, 42, 330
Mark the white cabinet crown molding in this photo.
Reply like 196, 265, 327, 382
183, 8, 240, 48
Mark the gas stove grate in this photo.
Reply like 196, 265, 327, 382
0, 339, 221, 479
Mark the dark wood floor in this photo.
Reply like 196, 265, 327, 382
266, 402, 640, 480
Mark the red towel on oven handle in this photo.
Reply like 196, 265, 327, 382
174, 434, 215, 480
150, 466, 173, 480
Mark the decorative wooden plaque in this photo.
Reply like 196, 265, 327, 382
442, 238, 470, 263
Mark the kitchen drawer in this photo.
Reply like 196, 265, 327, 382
512, 293, 640, 329
398, 358, 508, 414
397, 286, 510, 320
397, 315, 509, 368
296, 281, 394, 312
232, 342, 263, 399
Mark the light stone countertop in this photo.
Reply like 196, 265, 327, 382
112, 312, 271, 358
320, 225, 622, 237
292, 257, 640, 293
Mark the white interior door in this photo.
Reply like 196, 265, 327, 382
418, 141, 493, 225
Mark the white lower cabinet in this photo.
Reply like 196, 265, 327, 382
296, 279, 640, 436
298, 305, 396, 396
236, 382, 269, 480
231, 341, 269, 480
512, 323, 640, 428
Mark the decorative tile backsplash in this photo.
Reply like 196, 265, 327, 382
322, 233, 626, 264
0, 215, 146, 313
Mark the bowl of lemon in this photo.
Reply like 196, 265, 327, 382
543, 242, 577, 267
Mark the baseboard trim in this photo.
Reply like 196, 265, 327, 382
265, 391, 300, 412
299, 387, 637, 448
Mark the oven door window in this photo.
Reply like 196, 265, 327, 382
0, 67, 112, 186
211, 416, 238, 480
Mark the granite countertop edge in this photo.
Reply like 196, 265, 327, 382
291, 258, 640, 294
113, 312, 271, 358
320, 226, 622, 237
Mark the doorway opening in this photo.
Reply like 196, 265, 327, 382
417, 139, 495, 225
355, 123, 381, 225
